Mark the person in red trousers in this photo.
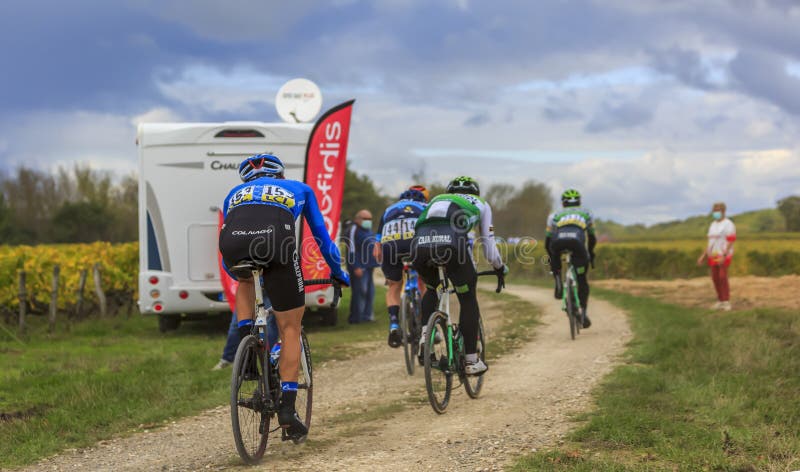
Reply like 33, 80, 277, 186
697, 202, 736, 311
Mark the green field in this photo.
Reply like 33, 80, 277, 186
596, 208, 791, 241
511, 289, 800, 471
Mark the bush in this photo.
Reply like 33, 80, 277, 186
494, 240, 800, 281
0, 242, 138, 317
746, 250, 800, 276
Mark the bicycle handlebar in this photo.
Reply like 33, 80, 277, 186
303, 279, 342, 308
476, 270, 505, 293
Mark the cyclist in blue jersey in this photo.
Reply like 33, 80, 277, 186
374, 188, 428, 347
219, 154, 349, 440
545, 189, 596, 328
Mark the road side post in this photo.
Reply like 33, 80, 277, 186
75, 269, 88, 319
49, 265, 60, 333
93, 263, 107, 317
18, 271, 27, 333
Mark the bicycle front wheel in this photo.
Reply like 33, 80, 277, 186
424, 311, 452, 414
463, 317, 486, 399
565, 280, 577, 340
400, 291, 416, 375
230, 334, 269, 464
292, 329, 313, 443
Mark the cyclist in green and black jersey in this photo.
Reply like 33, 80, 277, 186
411, 176, 508, 375
545, 189, 597, 328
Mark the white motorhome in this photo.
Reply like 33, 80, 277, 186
137, 122, 338, 331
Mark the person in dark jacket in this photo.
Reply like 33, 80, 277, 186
346, 209, 379, 323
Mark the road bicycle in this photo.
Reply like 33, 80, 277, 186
399, 261, 423, 375
422, 265, 503, 414
560, 251, 584, 340
228, 260, 340, 464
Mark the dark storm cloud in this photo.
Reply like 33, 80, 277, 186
0, 0, 249, 114
542, 94, 584, 122
463, 111, 490, 127
728, 49, 800, 115
648, 47, 718, 90
584, 99, 654, 133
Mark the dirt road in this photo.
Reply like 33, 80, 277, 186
596, 275, 800, 311
25, 285, 630, 471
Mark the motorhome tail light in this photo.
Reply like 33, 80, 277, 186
149, 276, 159, 285
214, 129, 265, 138
317, 297, 326, 305
179, 291, 189, 299
150, 289, 160, 299
153, 302, 164, 312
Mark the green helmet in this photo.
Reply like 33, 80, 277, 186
447, 176, 480, 196
561, 188, 581, 207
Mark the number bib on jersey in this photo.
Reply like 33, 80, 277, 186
381, 218, 416, 242
229, 184, 296, 211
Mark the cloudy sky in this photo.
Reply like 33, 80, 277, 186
2, 0, 799, 224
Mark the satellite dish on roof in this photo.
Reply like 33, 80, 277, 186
275, 78, 323, 123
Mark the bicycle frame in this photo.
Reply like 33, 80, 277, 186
560, 253, 581, 311
433, 265, 458, 370
401, 263, 421, 323
251, 271, 311, 391
403, 264, 419, 294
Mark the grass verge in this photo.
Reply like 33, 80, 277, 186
510, 288, 800, 471
0, 287, 390, 469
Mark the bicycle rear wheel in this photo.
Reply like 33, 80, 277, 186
423, 311, 452, 414
400, 291, 416, 375
292, 329, 313, 444
231, 335, 269, 464
463, 317, 486, 398
565, 280, 577, 340
572, 280, 582, 335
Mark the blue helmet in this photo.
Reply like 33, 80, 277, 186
239, 154, 285, 182
400, 189, 426, 203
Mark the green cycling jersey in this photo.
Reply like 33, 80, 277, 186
416, 193, 504, 270
545, 206, 595, 237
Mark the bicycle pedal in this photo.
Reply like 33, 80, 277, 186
280, 427, 307, 443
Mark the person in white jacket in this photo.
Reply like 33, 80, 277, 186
697, 202, 736, 311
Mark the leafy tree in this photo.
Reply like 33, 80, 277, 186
493, 181, 553, 239
484, 183, 516, 210
778, 196, 800, 231
0, 192, 27, 244
341, 164, 391, 225
51, 201, 115, 243
1, 165, 139, 244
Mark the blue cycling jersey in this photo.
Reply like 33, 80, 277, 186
377, 199, 427, 243
222, 177, 344, 277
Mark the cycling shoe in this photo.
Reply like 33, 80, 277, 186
278, 406, 308, 442
388, 324, 402, 348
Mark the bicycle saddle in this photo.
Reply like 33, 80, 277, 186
229, 259, 270, 279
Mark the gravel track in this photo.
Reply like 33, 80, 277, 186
23, 284, 630, 472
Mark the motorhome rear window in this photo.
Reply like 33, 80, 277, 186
214, 129, 265, 138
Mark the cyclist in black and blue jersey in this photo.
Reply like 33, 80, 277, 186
374, 188, 428, 347
219, 154, 349, 440
545, 188, 597, 328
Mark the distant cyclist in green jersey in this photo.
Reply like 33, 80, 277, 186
545, 189, 597, 328
411, 176, 508, 375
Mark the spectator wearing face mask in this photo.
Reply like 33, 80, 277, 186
346, 209, 379, 323
697, 202, 736, 311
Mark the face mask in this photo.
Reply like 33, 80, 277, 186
361, 220, 373, 230
712, 211, 722, 220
